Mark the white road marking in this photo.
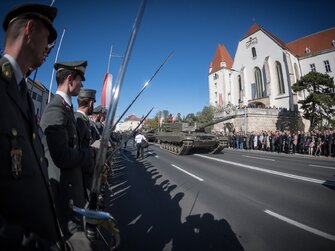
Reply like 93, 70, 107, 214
194, 154, 331, 186
265, 209, 335, 241
309, 164, 335, 170
171, 164, 204, 181
243, 155, 275, 161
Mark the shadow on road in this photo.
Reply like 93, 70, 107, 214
105, 147, 244, 250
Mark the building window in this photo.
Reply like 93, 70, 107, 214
324, 60, 331, 72
214, 91, 217, 98
37, 94, 42, 102
214, 82, 217, 89
310, 63, 316, 72
238, 75, 243, 102
32, 92, 37, 100
213, 73, 219, 80
276, 61, 285, 94
254, 67, 263, 98
252, 47, 257, 58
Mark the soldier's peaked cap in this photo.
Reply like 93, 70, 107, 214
78, 89, 96, 101
93, 105, 107, 114
3, 3, 58, 43
54, 60, 87, 81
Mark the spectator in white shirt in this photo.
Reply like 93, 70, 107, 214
135, 131, 147, 159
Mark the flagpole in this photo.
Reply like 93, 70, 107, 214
48, 28, 66, 103
89, 0, 147, 210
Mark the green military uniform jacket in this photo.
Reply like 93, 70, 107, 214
40, 94, 94, 228
74, 111, 92, 148
74, 111, 94, 191
0, 57, 62, 243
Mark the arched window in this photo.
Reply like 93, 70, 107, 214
264, 57, 271, 83
238, 75, 242, 102
252, 47, 257, 58
276, 61, 285, 94
254, 67, 263, 98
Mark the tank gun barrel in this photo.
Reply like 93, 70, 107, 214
195, 115, 237, 132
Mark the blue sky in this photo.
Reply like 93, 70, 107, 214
1, 0, 335, 119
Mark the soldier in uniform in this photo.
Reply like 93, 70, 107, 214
40, 61, 96, 237
74, 89, 96, 193
0, 3, 67, 250
89, 105, 106, 141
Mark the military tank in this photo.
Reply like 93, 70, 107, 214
156, 120, 228, 155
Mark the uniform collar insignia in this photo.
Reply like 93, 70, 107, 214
62, 99, 72, 111
1, 61, 13, 80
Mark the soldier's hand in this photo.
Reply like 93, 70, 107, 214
90, 140, 101, 148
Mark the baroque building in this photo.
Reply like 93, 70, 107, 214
208, 24, 335, 133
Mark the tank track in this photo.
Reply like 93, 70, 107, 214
209, 140, 225, 154
160, 140, 193, 155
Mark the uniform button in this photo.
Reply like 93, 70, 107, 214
32, 133, 36, 140
11, 128, 17, 136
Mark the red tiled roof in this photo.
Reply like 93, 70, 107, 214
209, 43, 233, 74
125, 114, 141, 121
242, 23, 261, 39
286, 27, 335, 57
242, 23, 287, 49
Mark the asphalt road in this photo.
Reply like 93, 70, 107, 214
106, 144, 335, 251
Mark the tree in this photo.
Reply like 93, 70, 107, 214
185, 113, 198, 123
292, 72, 335, 131
175, 113, 182, 122
154, 110, 170, 124
198, 105, 215, 123
144, 118, 159, 130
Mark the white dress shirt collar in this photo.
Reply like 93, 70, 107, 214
56, 90, 72, 106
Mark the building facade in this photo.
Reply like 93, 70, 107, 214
26, 78, 52, 124
208, 24, 335, 132
117, 114, 142, 132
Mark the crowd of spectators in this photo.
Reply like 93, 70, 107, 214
217, 130, 335, 157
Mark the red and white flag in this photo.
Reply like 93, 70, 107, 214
170, 114, 174, 123
101, 72, 113, 109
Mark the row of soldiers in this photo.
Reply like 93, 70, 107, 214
0, 3, 114, 250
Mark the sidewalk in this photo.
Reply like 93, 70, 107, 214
223, 147, 334, 161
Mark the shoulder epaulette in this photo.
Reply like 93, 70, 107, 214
1, 60, 13, 81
